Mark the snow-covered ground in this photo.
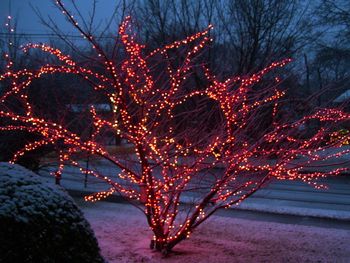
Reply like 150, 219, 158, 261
80, 201, 350, 263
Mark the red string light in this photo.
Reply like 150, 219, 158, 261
1, 0, 350, 251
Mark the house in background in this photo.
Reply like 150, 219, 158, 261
333, 90, 350, 105
65, 103, 120, 145
333, 89, 350, 116
66, 103, 111, 113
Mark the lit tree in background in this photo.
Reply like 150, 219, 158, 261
1, 0, 350, 254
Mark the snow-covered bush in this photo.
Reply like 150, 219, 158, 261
0, 163, 104, 263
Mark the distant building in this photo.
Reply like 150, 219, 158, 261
66, 103, 111, 113
65, 103, 119, 145
334, 90, 350, 104
333, 90, 350, 130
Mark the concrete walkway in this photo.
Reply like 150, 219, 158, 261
239, 176, 350, 220
39, 165, 350, 221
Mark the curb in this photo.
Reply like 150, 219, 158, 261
67, 188, 350, 223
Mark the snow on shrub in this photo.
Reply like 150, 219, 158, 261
0, 163, 105, 263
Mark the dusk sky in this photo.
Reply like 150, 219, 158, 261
0, 0, 119, 36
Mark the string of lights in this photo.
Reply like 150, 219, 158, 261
1, 0, 350, 254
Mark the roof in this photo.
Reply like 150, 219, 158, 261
334, 90, 350, 103
66, 103, 111, 113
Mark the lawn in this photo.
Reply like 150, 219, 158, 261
80, 201, 350, 263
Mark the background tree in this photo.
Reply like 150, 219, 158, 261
307, 0, 350, 108
214, 0, 313, 75
0, 15, 44, 170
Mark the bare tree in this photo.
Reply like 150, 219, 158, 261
316, 0, 350, 44
1, 1, 350, 255
308, 0, 350, 106
215, 0, 314, 74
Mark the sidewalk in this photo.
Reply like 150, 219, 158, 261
38, 163, 350, 221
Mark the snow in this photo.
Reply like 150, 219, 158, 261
81, 201, 350, 263
0, 162, 70, 221
238, 198, 350, 220
0, 163, 105, 262
0, 162, 95, 234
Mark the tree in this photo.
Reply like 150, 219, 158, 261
1, 0, 350, 255
311, 47, 350, 106
316, 0, 350, 44
129, 0, 315, 76
0, 14, 47, 170
214, 0, 308, 74
306, 0, 350, 106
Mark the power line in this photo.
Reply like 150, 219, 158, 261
0, 32, 116, 39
